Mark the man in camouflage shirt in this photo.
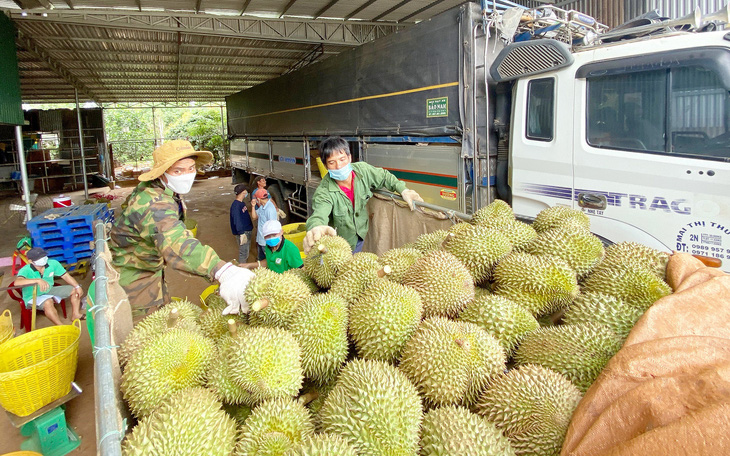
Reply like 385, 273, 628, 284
111, 140, 253, 321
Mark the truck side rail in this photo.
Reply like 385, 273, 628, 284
373, 189, 473, 223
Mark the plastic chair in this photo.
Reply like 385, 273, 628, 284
6, 281, 67, 333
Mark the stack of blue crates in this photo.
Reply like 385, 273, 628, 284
27, 203, 114, 268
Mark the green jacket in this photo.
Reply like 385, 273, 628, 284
110, 180, 225, 287
306, 161, 407, 248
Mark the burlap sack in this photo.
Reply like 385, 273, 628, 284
561, 254, 730, 456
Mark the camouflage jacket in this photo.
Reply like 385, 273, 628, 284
110, 180, 225, 287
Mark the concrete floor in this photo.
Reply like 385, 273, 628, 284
0, 174, 251, 454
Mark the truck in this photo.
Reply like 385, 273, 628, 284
225, 2, 730, 272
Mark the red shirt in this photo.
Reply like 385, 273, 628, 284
338, 171, 356, 207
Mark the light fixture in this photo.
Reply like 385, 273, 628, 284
21, 11, 28, 16
42, 12, 48, 17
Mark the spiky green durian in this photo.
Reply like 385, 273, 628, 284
472, 199, 515, 226
330, 252, 384, 304
122, 387, 236, 456
402, 250, 475, 318
447, 222, 474, 236
319, 359, 422, 456
118, 300, 202, 367
228, 326, 304, 404
303, 235, 353, 288
420, 405, 516, 456
235, 398, 315, 456
514, 323, 622, 392
288, 293, 348, 385
563, 291, 644, 340
247, 271, 312, 328
458, 294, 539, 356
600, 241, 669, 279
198, 307, 246, 340
412, 230, 449, 253
526, 224, 604, 278
205, 292, 228, 311
475, 365, 582, 456
349, 280, 423, 363
283, 268, 320, 293
443, 224, 513, 284
399, 317, 506, 407
532, 206, 590, 233
223, 403, 253, 426
492, 252, 579, 316
284, 434, 358, 456
487, 219, 538, 251
581, 261, 672, 311
121, 328, 215, 418
378, 247, 423, 284
207, 334, 258, 406
301, 380, 336, 431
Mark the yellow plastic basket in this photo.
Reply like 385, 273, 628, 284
185, 218, 198, 237
283, 222, 307, 252
1, 452, 43, 455
0, 310, 13, 346
0, 320, 81, 417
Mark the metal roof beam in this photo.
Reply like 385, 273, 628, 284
345, 0, 378, 20
397, 0, 449, 23
315, 0, 340, 19
240, 0, 251, 15
15, 29, 99, 103
35, 0, 52, 9
65, 0, 74, 9
136, 0, 141, 12
279, 0, 298, 18
195, 0, 203, 14
40, 49, 304, 63
372, 0, 410, 21
9, 10, 405, 46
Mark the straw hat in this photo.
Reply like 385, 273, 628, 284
138, 140, 214, 181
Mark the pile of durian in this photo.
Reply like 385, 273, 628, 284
118, 202, 672, 456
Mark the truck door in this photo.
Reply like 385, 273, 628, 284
573, 48, 730, 272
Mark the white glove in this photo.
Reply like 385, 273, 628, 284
277, 209, 287, 219
400, 189, 424, 211
303, 225, 337, 254
215, 262, 255, 315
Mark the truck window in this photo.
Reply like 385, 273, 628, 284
526, 78, 555, 141
586, 65, 730, 161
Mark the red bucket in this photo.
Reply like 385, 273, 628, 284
52, 196, 73, 208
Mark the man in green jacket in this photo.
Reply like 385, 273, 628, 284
304, 136, 423, 253
111, 140, 253, 321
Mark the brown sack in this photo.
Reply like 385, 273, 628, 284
561, 254, 730, 456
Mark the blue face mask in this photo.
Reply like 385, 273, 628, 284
265, 237, 281, 248
328, 163, 352, 181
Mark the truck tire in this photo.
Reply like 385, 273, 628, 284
268, 183, 290, 225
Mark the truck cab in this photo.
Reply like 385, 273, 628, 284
509, 30, 730, 270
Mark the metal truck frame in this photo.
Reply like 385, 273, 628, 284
226, 3, 730, 272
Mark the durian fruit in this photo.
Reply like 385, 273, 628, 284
447, 221, 474, 236
581, 261, 672, 311
475, 365, 582, 456
207, 330, 257, 406
420, 405, 516, 456
319, 359, 422, 456
288, 293, 349, 385
514, 323, 622, 392
349, 280, 423, 363
228, 326, 304, 404
532, 206, 590, 233
492, 252, 579, 317
284, 268, 320, 293
412, 230, 449, 253
246, 271, 312, 328
488, 219, 538, 252
563, 291, 645, 340
474, 286, 492, 298
399, 317, 506, 407
600, 241, 670, 279
526, 224, 605, 278
303, 235, 353, 288
330, 252, 384, 305
472, 199, 515, 226
458, 294, 539, 356
223, 403, 253, 426
284, 434, 358, 456
118, 300, 202, 367
402, 250, 475, 318
198, 299, 247, 340
378, 247, 423, 284
122, 387, 236, 456
442, 224, 513, 284
235, 398, 315, 456
301, 380, 337, 431
121, 328, 215, 418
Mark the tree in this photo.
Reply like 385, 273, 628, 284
103, 109, 154, 165
164, 108, 226, 162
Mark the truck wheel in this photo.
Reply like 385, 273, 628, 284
268, 183, 290, 224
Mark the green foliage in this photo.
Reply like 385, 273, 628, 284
164, 109, 226, 162
104, 109, 155, 164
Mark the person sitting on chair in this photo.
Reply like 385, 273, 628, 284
14, 247, 84, 325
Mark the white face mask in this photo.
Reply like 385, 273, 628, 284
163, 172, 196, 194
33, 256, 48, 267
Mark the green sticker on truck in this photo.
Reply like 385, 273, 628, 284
426, 97, 448, 118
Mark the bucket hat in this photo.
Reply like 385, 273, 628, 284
138, 140, 214, 182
